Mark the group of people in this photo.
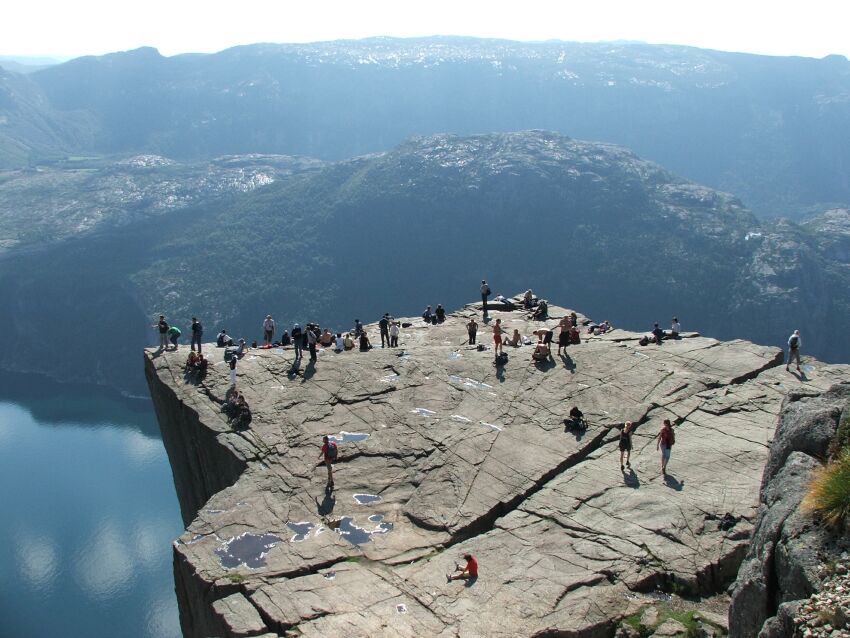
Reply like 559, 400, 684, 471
616, 418, 676, 476
222, 391, 252, 429
422, 305, 447, 325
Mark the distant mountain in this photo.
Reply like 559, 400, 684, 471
1, 131, 847, 393
15, 37, 850, 217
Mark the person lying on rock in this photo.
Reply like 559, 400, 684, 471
447, 554, 478, 583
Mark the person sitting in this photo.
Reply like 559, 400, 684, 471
598, 320, 612, 334
532, 300, 548, 320
217, 330, 233, 347
359, 331, 372, 351
334, 333, 345, 353
320, 329, 334, 348
667, 317, 681, 339
353, 319, 364, 337
185, 351, 200, 370
422, 306, 433, 323
447, 554, 478, 583
523, 289, 536, 309
236, 338, 248, 356
435, 304, 446, 324
504, 329, 522, 347
279, 330, 291, 346
652, 322, 665, 344
196, 354, 208, 374
532, 331, 551, 361
221, 392, 241, 418
567, 406, 586, 430
343, 333, 355, 351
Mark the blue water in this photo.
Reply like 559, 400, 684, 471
0, 376, 183, 638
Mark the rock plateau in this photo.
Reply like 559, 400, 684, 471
145, 298, 850, 637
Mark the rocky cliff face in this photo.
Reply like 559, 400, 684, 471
728, 385, 850, 638
145, 298, 850, 637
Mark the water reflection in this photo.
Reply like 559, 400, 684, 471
0, 374, 182, 638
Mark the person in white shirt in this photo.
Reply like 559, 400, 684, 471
670, 317, 681, 338
334, 333, 345, 352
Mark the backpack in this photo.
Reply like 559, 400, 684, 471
789, 335, 799, 349
484, 286, 491, 296
639, 336, 649, 347
326, 440, 338, 460
495, 352, 508, 366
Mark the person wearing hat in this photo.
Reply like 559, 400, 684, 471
262, 314, 275, 346
480, 280, 491, 317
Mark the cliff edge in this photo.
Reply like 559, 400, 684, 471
145, 298, 850, 637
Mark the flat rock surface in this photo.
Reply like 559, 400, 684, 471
146, 300, 850, 637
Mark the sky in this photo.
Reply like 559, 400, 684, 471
2, 0, 848, 61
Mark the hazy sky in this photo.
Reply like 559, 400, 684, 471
3, 0, 848, 60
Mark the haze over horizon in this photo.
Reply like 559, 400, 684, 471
2, 0, 849, 61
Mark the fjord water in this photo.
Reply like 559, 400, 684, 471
0, 374, 182, 638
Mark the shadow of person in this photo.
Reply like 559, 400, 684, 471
302, 360, 317, 381
316, 491, 336, 517
533, 357, 556, 372
789, 368, 809, 382
623, 468, 640, 488
559, 352, 576, 373
287, 359, 302, 379
663, 473, 684, 491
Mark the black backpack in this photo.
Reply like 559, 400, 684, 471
495, 352, 508, 366
327, 441, 338, 460
789, 335, 799, 349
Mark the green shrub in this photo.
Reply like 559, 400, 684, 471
803, 450, 850, 526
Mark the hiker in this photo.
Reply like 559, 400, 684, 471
190, 317, 203, 353
480, 280, 491, 317
448, 554, 478, 582
493, 318, 505, 355
389, 321, 400, 347
567, 406, 585, 429
320, 328, 334, 348
167, 325, 181, 350
656, 419, 675, 475
334, 333, 345, 352
467, 318, 478, 345
619, 421, 634, 471
217, 329, 233, 347
532, 300, 548, 320
154, 315, 169, 349
669, 317, 681, 339
318, 435, 337, 488
504, 329, 521, 347
435, 305, 446, 324
353, 319, 363, 337
786, 329, 802, 372
379, 314, 391, 348
358, 331, 372, 351
570, 312, 578, 327
557, 316, 571, 355
306, 325, 318, 361
422, 306, 433, 323
652, 323, 664, 345
291, 324, 303, 359
523, 289, 535, 309
279, 330, 291, 346
263, 315, 275, 346
229, 352, 238, 387
343, 333, 355, 351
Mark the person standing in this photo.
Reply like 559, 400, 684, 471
291, 324, 303, 360
154, 315, 169, 350
480, 280, 491, 317
318, 435, 337, 488
786, 330, 802, 372
379, 314, 390, 348
656, 419, 675, 476
229, 353, 238, 387
619, 421, 634, 471
467, 318, 478, 345
435, 304, 446, 324
167, 325, 181, 350
354, 319, 363, 337
307, 324, 318, 361
190, 317, 203, 353
557, 316, 571, 355
493, 318, 504, 355
389, 321, 400, 348
263, 315, 275, 346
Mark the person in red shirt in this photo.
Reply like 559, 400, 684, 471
656, 419, 675, 476
448, 554, 478, 582
318, 435, 337, 488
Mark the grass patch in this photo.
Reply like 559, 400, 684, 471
828, 412, 850, 459
227, 573, 246, 584
620, 609, 701, 638
803, 449, 850, 526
